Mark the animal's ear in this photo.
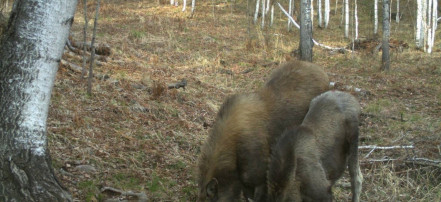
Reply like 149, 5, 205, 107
206, 178, 218, 199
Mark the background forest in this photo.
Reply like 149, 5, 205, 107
2, 0, 440, 201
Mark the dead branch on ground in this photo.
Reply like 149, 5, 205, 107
168, 79, 187, 90
101, 186, 148, 202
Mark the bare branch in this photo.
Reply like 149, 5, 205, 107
359, 145, 415, 150
168, 79, 187, 90
277, 3, 351, 52
359, 145, 414, 158
101, 187, 148, 202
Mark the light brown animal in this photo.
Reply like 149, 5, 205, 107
197, 61, 329, 201
267, 90, 363, 202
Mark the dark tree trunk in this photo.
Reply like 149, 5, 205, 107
0, 0, 77, 201
382, 0, 390, 71
299, 0, 313, 62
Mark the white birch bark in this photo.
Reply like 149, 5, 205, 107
345, 0, 349, 38
318, 0, 323, 28
382, 0, 390, 71
341, 0, 344, 25
288, 0, 293, 30
266, 0, 270, 13
390, 0, 393, 23
311, 0, 314, 27
354, 0, 358, 39
182, 0, 187, 11
422, 0, 427, 51
428, 0, 438, 53
396, 0, 400, 22
300, 0, 313, 61
254, 0, 260, 24
271, 5, 274, 26
416, 0, 422, 47
262, 0, 266, 28
82, 0, 88, 78
325, 0, 330, 28
0, 0, 77, 200
335, 0, 338, 15
374, 0, 378, 34
191, 0, 196, 16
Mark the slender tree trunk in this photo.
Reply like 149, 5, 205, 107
300, 0, 313, 62
87, 0, 101, 96
325, 0, 330, 28
416, 0, 422, 47
354, 0, 358, 39
191, 0, 196, 17
288, 0, 293, 31
171, 0, 174, 5
382, 0, 390, 71
422, 0, 427, 51
345, 0, 349, 38
390, 0, 393, 23
266, 0, 270, 13
427, 0, 438, 53
261, 0, 266, 28
0, 0, 77, 201
254, 0, 260, 24
270, 5, 274, 26
318, 0, 323, 28
396, 0, 400, 23
335, 0, 338, 15
311, 0, 314, 27
182, 0, 187, 11
341, 0, 344, 25
82, 0, 88, 79
374, 0, 378, 34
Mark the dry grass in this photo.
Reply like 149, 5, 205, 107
47, 0, 441, 201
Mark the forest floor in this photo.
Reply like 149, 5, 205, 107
46, 0, 441, 201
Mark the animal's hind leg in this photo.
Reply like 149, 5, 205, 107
348, 126, 363, 202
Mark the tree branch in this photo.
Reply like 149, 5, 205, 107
277, 3, 351, 52
101, 187, 148, 202
359, 145, 414, 158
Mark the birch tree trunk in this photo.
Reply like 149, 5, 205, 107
300, 0, 313, 61
191, 0, 196, 16
266, 0, 270, 13
182, 0, 187, 11
416, 0, 422, 47
390, 0, 393, 23
382, 0, 390, 71
354, 0, 358, 39
311, 0, 314, 27
396, 0, 400, 23
335, 0, 338, 15
82, 0, 88, 79
318, 0, 323, 28
288, 0, 293, 31
427, 0, 438, 53
270, 5, 274, 26
87, 0, 100, 96
254, 0, 260, 24
422, 0, 427, 51
374, 0, 378, 34
325, 0, 330, 28
0, 0, 77, 201
345, 0, 349, 38
262, 0, 266, 28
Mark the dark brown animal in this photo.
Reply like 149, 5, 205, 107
197, 61, 329, 202
267, 91, 363, 202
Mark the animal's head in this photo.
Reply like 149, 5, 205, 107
198, 177, 242, 202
